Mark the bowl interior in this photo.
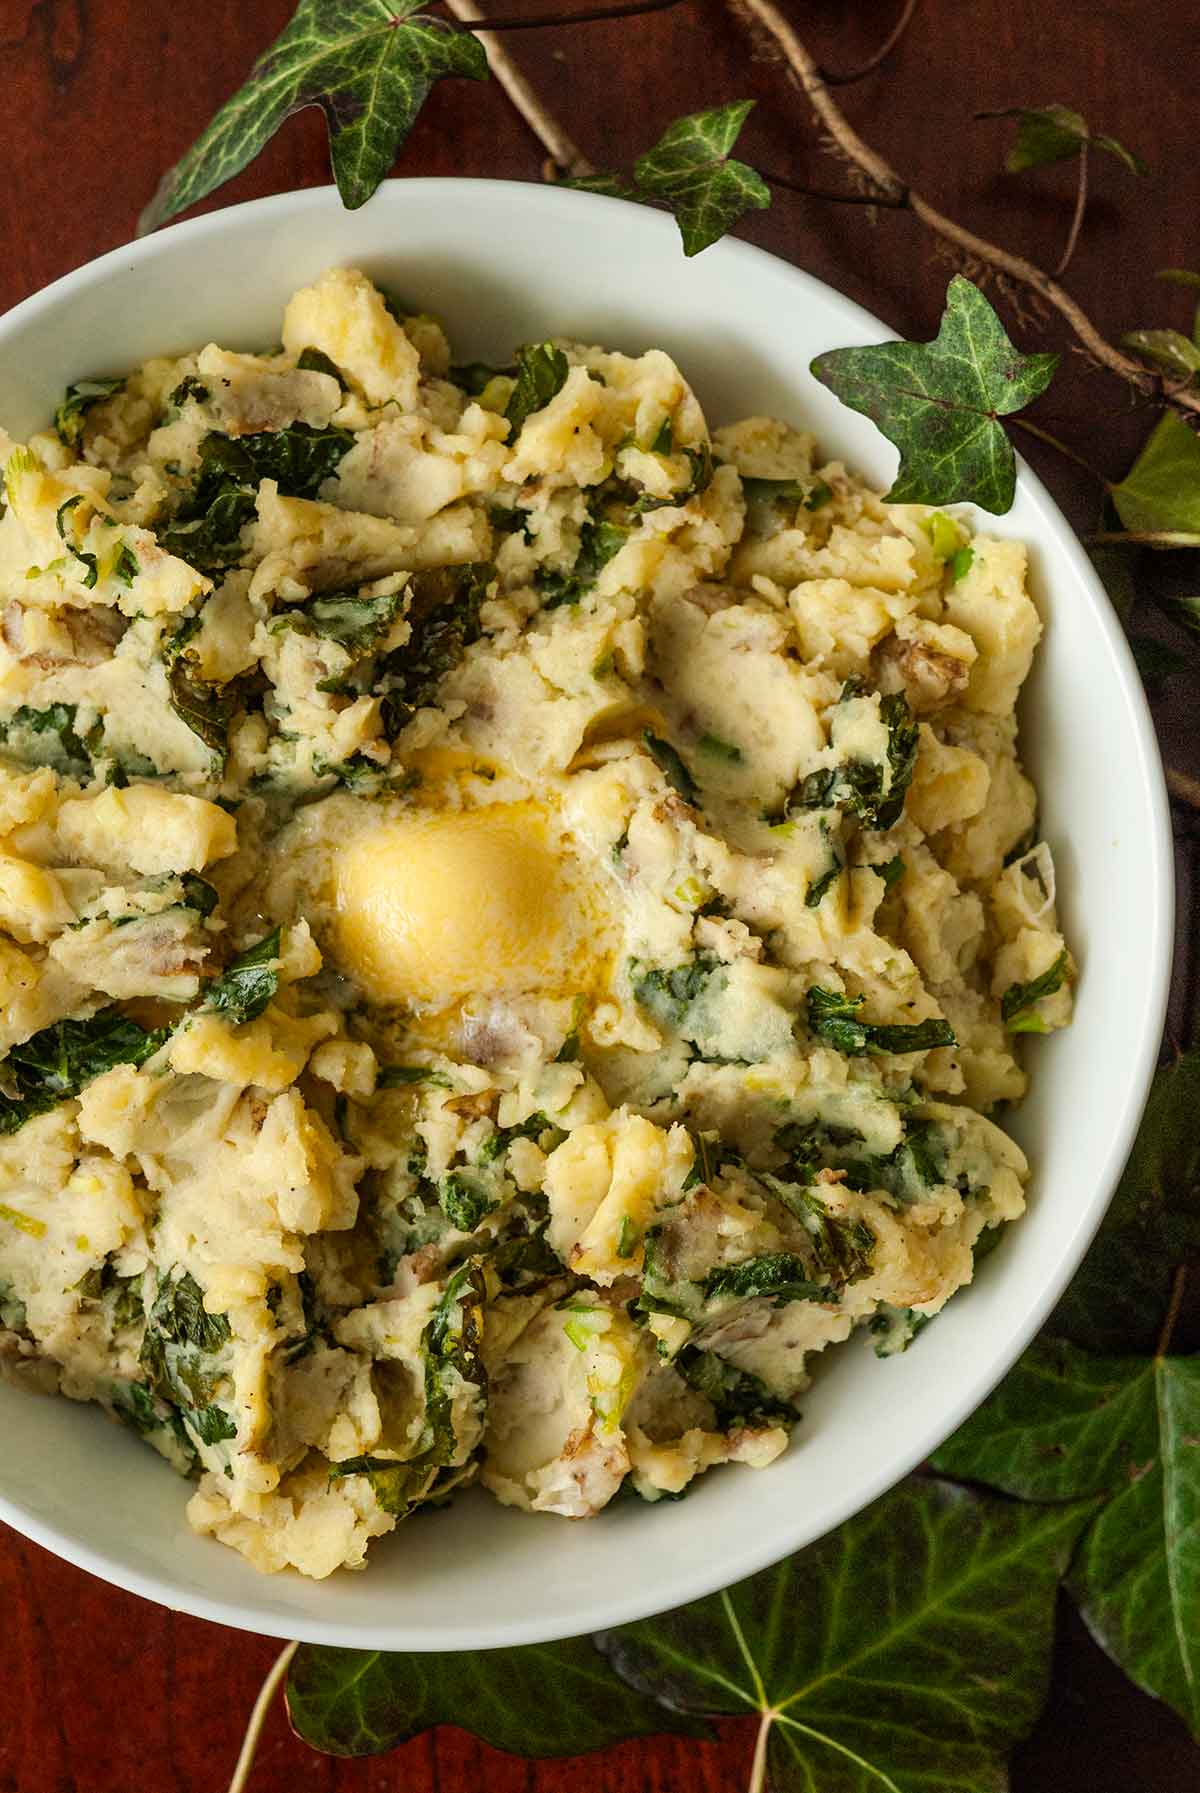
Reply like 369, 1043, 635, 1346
0, 181, 1172, 1649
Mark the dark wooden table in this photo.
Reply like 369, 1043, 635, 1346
2, 2, 1198, 1788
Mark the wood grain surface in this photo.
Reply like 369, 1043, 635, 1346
2, 2, 1198, 1789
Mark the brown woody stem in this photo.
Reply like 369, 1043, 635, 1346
1055, 138, 1090, 277
464, 0, 686, 27
443, 0, 595, 176
1089, 530, 1200, 548
819, 0, 920, 86
760, 169, 907, 206
1155, 1264, 1188, 1358
1010, 416, 1106, 482
1167, 767, 1200, 812
730, 0, 1200, 421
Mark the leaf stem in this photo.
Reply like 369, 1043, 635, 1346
1088, 529, 1200, 548
1167, 766, 1200, 813
1155, 1263, 1188, 1358
818, 0, 920, 86
758, 168, 908, 207
460, 0, 687, 28
729, 0, 1200, 421
747, 1708, 775, 1793
443, 0, 595, 175
1009, 416, 1106, 483
227, 1641, 299, 1793
1055, 137, 1089, 277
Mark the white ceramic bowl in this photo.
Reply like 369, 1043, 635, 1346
0, 180, 1172, 1650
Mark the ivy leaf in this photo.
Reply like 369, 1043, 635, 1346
811, 276, 1058, 513
1047, 1052, 1200, 1354
979, 104, 1146, 175
1120, 329, 1200, 383
139, 0, 488, 233
1110, 412, 1200, 539
599, 1477, 1090, 1793
286, 1635, 704, 1758
1129, 635, 1191, 685
566, 172, 634, 199
631, 101, 771, 256
1169, 594, 1200, 637
932, 1338, 1200, 1736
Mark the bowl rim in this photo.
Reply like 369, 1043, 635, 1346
0, 176, 1175, 1648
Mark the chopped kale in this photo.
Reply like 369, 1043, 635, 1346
328, 1453, 418, 1516
55, 376, 124, 448
806, 986, 956, 1057
876, 854, 907, 890
683, 1128, 744, 1191
440, 1172, 498, 1233
0, 702, 95, 779
764, 1181, 875, 1281
704, 1252, 833, 1307
158, 466, 257, 574
840, 1119, 949, 1204
741, 474, 832, 509
806, 851, 843, 909
379, 562, 492, 733
139, 1268, 232, 1417
110, 1379, 198, 1471
624, 441, 714, 515
537, 517, 628, 609
398, 1259, 489, 1492
0, 1010, 166, 1137
202, 927, 281, 1025
789, 691, 918, 831
55, 495, 99, 588
146, 1267, 231, 1354
378, 1064, 454, 1089
168, 375, 211, 408
505, 342, 569, 436
674, 1345, 797, 1429
649, 417, 674, 454
490, 1219, 562, 1288
1001, 949, 1069, 1033
112, 542, 140, 587
631, 956, 721, 1029
451, 359, 515, 396
165, 643, 238, 766
203, 423, 354, 499
76, 1260, 145, 1332
179, 874, 219, 917
296, 345, 347, 386
478, 1112, 554, 1163
868, 1304, 932, 1357
643, 729, 699, 802
636, 1226, 704, 1322
697, 732, 743, 763
159, 424, 353, 574
303, 584, 407, 657
190, 1403, 238, 1444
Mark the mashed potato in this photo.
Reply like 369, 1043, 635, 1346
0, 268, 1073, 1577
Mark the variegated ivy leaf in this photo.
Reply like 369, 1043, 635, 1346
139, 0, 488, 234
811, 276, 1058, 513
1121, 329, 1200, 382
632, 101, 771, 255
570, 101, 771, 256
979, 103, 1147, 175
